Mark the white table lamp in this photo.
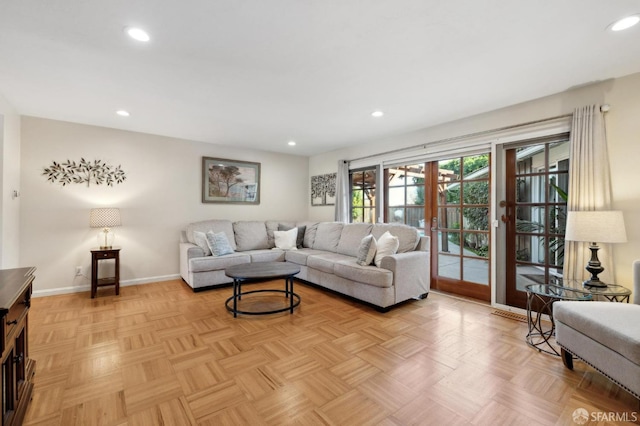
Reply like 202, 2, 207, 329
564, 210, 627, 288
90, 208, 121, 249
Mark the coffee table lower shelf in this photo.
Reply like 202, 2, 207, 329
225, 288, 301, 316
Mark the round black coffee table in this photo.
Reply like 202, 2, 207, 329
224, 262, 301, 317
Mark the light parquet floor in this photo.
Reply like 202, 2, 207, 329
24, 280, 638, 425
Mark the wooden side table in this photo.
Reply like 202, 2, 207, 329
90, 247, 121, 298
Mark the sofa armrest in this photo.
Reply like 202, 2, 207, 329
179, 242, 206, 282
415, 235, 430, 252
380, 251, 430, 302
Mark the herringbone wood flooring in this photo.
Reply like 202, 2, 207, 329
23, 280, 638, 425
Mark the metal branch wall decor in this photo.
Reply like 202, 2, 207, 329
43, 158, 127, 187
311, 172, 336, 206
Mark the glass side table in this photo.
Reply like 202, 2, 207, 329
525, 282, 631, 356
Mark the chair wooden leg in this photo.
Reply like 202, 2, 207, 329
561, 348, 573, 370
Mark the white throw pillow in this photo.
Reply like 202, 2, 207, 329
374, 231, 399, 267
356, 234, 377, 266
274, 227, 298, 250
193, 231, 212, 256
205, 231, 235, 256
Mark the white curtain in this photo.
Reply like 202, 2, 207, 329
563, 105, 614, 282
334, 160, 350, 222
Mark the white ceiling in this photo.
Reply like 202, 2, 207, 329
1, 1, 640, 156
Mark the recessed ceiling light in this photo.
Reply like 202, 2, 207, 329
371, 110, 384, 118
116, 110, 130, 117
609, 14, 640, 31
288, 141, 296, 146
126, 27, 150, 42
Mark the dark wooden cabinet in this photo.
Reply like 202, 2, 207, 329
0, 267, 36, 426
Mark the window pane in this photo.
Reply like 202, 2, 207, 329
363, 208, 376, 224
463, 181, 489, 205
438, 254, 460, 280
549, 205, 567, 236
548, 173, 568, 203
463, 232, 489, 258
388, 187, 405, 206
363, 189, 376, 207
463, 154, 489, 178
388, 167, 406, 187
548, 237, 565, 267
352, 209, 363, 223
463, 258, 489, 285
516, 235, 545, 265
440, 183, 460, 205
406, 186, 424, 206
438, 207, 460, 230
405, 207, 424, 228
388, 207, 404, 224
438, 159, 460, 182
351, 171, 365, 186
352, 189, 364, 207
516, 206, 545, 234
438, 231, 460, 253
463, 207, 488, 231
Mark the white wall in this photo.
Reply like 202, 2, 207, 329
309, 71, 640, 290
20, 117, 309, 295
0, 93, 21, 268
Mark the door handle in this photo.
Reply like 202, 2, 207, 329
499, 200, 511, 223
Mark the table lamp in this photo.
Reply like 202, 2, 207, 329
564, 210, 627, 288
90, 208, 121, 249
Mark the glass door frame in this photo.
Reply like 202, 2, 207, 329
504, 137, 570, 309
427, 156, 492, 302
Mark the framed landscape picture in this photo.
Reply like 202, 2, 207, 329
202, 157, 260, 204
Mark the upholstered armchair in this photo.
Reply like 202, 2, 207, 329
553, 261, 640, 401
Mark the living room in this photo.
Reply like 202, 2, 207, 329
2, 1, 640, 424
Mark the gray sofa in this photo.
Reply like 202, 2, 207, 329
179, 220, 430, 310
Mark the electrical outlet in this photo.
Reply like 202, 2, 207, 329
75, 266, 82, 276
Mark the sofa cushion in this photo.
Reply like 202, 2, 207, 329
189, 252, 250, 272
356, 234, 377, 266
233, 221, 269, 251
285, 248, 328, 266
297, 222, 319, 248
307, 253, 354, 274
374, 231, 400, 267
337, 223, 373, 257
193, 231, 212, 256
274, 228, 298, 250
266, 221, 294, 248
334, 260, 393, 288
554, 301, 640, 365
313, 222, 344, 252
205, 231, 235, 256
187, 220, 236, 251
372, 223, 420, 253
278, 224, 306, 249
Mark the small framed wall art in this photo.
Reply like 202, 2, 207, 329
311, 172, 336, 206
202, 157, 260, 204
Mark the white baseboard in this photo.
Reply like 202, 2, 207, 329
32, 274, 182, 298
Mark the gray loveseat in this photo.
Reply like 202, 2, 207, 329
179, 220, 430, 310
